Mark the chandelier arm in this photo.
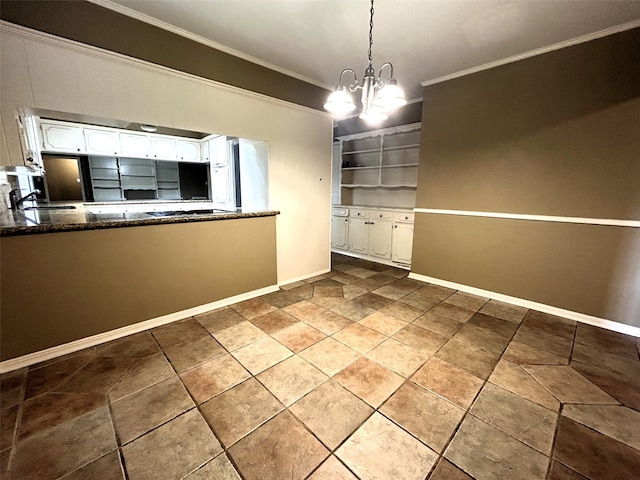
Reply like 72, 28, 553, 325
378, 62, 394, 80
339, 68, 359, 88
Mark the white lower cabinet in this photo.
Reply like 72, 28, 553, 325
369, 220, 393, 259
331, 215, 349, 249
392, 222, 414, 265
348, 217, 370, 254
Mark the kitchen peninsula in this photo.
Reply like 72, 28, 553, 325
0, 204, 280, 363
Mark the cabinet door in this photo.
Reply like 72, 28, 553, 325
369, 220, 392, 259
211, 166, 231, 205
151, 137, 176, 160
175, 139, 201, 162
348, 218, 369, 254
331, 216, 349, 249
120, 132, 150, 158
84, 128, 120, 156
392, 222, 414, 265
41, 121, 85, 153
208, 136, 228, 166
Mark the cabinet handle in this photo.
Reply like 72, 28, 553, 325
394, 225, 398, 228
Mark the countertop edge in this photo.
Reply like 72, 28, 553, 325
0, 210, 281, 237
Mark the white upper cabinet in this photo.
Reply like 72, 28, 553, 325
150, 136, 176, 160
40, 120, 85, 153
208, 136, 228, 166
175, 139, 201, 162
120, 132, 151, 158
84, 127, 120, 156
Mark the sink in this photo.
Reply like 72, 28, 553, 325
24, 206, 77, 210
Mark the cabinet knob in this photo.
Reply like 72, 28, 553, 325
379, 214, 383, 217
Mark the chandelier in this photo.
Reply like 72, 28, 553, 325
324, 0, 406, 123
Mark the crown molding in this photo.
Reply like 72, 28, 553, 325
421, 20, 640, 87
87, 0, 331, 90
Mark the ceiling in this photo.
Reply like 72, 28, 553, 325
97, 0, 640, 100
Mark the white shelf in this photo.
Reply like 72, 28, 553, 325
342, 148, 380, 155
383, 144, 420, 152
341, 184, 417, 189
381, 163, 419, 169
342, 165, 379, 171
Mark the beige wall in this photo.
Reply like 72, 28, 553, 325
0, 23, 333, 284
1, 216, 277, 360
414, 28, 640, 327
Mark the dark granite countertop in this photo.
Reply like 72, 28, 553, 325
0, 202, 280, 237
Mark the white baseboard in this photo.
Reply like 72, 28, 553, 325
0, 284, 279, 374
278, 268, 332, 287
408, 272, 640, 338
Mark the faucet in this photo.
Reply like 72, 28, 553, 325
9, 189, 41, 210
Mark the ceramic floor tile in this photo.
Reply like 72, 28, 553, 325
151, 318, 208, 349
430, 303, 475, 322
298, 338, 361, 376
53, 357, 140, 394
381, 301, 426, 321
452, 323, 512, 355
313, 285, 344, 298
467, 312, 520, 337
180, 354, 250, 404
471, 383, 558, 455
230, 336, 293, 374
230, 298, 277, 319
336, 412, 437, 480
330, 300, 377, 321
347, 267, 378, 279
443, 292, 489, 312
24, 356, 90, 400
411, 357, 484, 409
570, 361, 640, 410
332, 323, 386, 354
311, 277, 344, 287
257, 356, 328, 406
388, 277, 424, 293
521, 310, 576, 339
163, 335, 226, 373
250, 309, 299, 334
307, 456, 358, 480
392, 323, 448, 355
372, 284, 411, 300
108, 353, 175, 402
574, 324, 638, 358
262, 290, 304, 308
281, 280, 308, 290
212, 321, 266, 351
562, 404, 640, 451
553, 416, 640, 480
9, 407, 116, 480
228, 410, 329, 480
58, 450, 124, 480
354, 292, 394, 310
342, 284, 369, 300
414, 284, 455, 302
200, 378, 283, 448
288, 284, 315, 299
488, 360, 560, 412
0, 405, 18, 450
303, 310, 353, 335
289, 380, 373, 449
310, 295, 349, 309
272, 322, 326, 353
195, 307, 247, 333
413, 311, 463, 338
122, 409, 221, 480
398, 291, 441, 311
502, 340, 569, 365
546, 461, 589, 480
111, 376, 194, 444
284, 300, 328, 320
95, 332, 160, 358
445, 415, 548, 480
380, 381, 465, 453
18, 392, 106, 440
571, 341, 640, 378
332, 272, 362, 284
428, 458, 474, 480
522, 365, 618, 404
183, 454, 241, 480
513, 325, 572, 357
358, 311, 407, 336
366, 338, 428, 377
479, 300, 528, 323
435, 339, 499, 379
334, 357, 404, 408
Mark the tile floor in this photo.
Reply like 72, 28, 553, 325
2, 253, 640, 479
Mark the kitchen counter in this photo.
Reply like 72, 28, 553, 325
0, 202, 280, 237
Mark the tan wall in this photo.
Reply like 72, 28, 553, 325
413, 29, 640, 327
1, 217, 277, 360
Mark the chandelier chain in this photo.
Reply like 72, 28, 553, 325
368, 0, 374, 66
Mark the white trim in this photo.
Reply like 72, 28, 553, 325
421, 20, 640, 87
336, 122, 422, 142
408, 272, 640, 338
413, 208, 640, 228
278, 268, 332, 287
87, 0, 331, 90
0, 284, 279, 374
0, 21, 329, 120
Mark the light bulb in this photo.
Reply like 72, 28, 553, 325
324, 87, 356, 116
373, 82, 406, 111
